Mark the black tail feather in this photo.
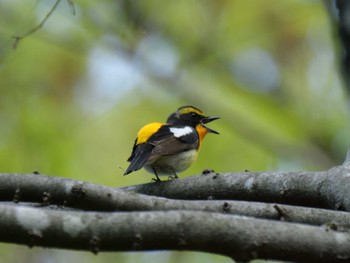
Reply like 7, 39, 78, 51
124, 143, 153, 175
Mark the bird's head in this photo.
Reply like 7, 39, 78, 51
166, 105, 220, 134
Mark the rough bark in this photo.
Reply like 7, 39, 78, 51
3, 165, 350, 212
1, 172, 350, 229
124, 165, 350, 211
1, 204, 350, 262
1, 163, 350, 262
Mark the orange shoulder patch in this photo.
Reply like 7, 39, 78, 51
136, 122, 163, 144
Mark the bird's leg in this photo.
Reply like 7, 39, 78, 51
168, 170, 178, 180
152, 168, 161, 182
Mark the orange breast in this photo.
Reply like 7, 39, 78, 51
136, 122, 163, 144
196, 124, 208, 147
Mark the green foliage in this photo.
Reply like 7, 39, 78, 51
0, 0, 349, 262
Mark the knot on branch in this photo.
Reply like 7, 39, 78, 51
71, 183, 87, 200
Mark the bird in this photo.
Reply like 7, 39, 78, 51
123, 105, 220, 181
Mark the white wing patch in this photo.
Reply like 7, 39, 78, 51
170, 126, 194, 138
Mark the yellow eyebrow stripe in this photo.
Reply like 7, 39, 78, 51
178, 107, 203, 116
136, 122, 163, 144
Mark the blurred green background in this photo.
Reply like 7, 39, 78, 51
0, 0, 349, 262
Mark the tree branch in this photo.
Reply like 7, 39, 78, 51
1, 172, 350, 232
1, 204, 349, 262
123, 165, 350, 211
66, 0, 76, 15
13, 0, 62, 49
1, 164, 350, 262
1, 172, 350, 227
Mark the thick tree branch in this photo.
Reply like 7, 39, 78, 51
6, 166, 350, 213
2, 171, 350, 230
123, 165, 350, 211
1, 173, 350, 230
1, 204, 349, 262
1, 165, 350, 262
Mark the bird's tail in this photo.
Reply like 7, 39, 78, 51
124, 143, 153, 175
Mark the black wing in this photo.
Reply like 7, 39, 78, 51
147, 125, 199, 162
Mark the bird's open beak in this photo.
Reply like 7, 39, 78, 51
201, 116, 220, 134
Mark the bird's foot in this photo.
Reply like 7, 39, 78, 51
151, 177, 161, 182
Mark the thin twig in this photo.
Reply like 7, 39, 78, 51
12, 0, 62, 49
66, 0, 76, 15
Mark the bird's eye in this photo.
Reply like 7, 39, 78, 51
191, 112, 197, 118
